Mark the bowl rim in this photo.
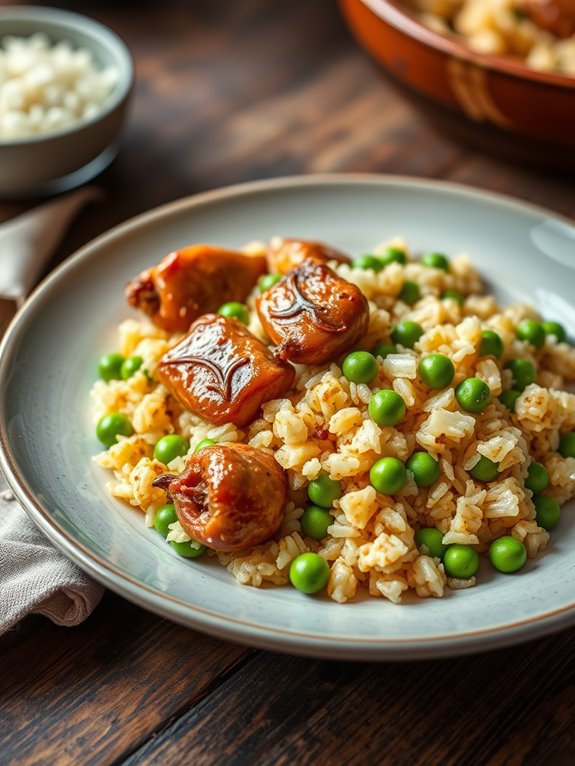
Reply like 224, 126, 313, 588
0, 5, 134, 148
360, 0, 575, 90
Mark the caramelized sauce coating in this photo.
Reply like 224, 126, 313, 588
256, 260, 369, 365
158, 314, 295, 426
161, 443, 286, 551
266, 237, 351, 275
126, 244, 266, 333
521, 0, 575, 36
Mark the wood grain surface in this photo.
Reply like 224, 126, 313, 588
0, 1, 574, 765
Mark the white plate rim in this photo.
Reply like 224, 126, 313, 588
1, 172, 574, 660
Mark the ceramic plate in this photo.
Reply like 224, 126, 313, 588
1, 175, 574, 660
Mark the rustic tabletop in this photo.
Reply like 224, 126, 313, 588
1, 1, 574, 764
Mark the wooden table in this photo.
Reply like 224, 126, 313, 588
1, 1, 574, 764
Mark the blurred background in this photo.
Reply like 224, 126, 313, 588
2, 0, 574, 263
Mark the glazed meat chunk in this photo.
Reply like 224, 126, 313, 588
158, 313, 295, 426
256, 259, 369, 365
266, 237, 351, 276
155, 443, 286, 551
126, 244, 266, 333
520, 0, 575, 36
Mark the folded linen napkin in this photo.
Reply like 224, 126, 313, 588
0, 188, 105, 635
0, 475, 104, 636
0, 186, 100, 306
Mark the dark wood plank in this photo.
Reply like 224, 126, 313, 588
121, 629, 575, 766
0, 300, 16, 336
0, 593, 250, 766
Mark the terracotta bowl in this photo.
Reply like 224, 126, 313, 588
340, 0, 575, 166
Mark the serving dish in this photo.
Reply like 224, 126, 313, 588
0, 6, 133, 198
1, 174, 574, 660
340, 0, 575, 167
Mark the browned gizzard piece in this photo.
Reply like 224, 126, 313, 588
256, 259, 369, 365
520, 0, 575, 36
266, 237, 351, 276
157, 443, 287, 551
125, 244, 266, 333
158, 313, 295, 426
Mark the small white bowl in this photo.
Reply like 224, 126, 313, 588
0, 6, 134, 199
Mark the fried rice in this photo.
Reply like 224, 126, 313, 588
92, 238, 575, 603
407, 0, 575, 76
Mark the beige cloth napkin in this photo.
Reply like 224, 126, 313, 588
0, 189, 105, 635
0, 476, 105, 636
0, 186, 100, 306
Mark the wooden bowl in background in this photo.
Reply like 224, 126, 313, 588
340, 0, 575, 168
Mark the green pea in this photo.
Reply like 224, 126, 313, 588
154, 434, 189, 464
505, 359, 535, 391
407, 451, 440, 487
498, 389, 521, 412
391, 320, 423, 349
533, 495, 561, 531
370, 457, 407, 495
418, 354, 455, 389
516, 319, 546, 349
489, 536, 527, 573
289, 552, 330, 594
154, 503, 178, 538
307, 474, 342, 508
352, 254, 385, 272
96, 412, 134, 448
98, 352, 125, 382
194, 438, 216, 453
258, 273, 281, 292
441, 289, 464, 306
542, 321, 567, 343
469, 455, 499, 482
372, 341, 397, 359
378, 247, 407, 267
398, 280, 421, 306
479, 330, 504, 359
120, 355, 144, 380
217, 301, 250, 324
558, 432, 575, 459
443, 544, 479, 579
455, 377, 491, 413
301, 506, 333, 539
342, 351, 378, 384
414, 528, 447, 558
525, 462, 549, 494
170, 540, 206, 558
368, 389, 406, 427
421, 252, 449, 271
